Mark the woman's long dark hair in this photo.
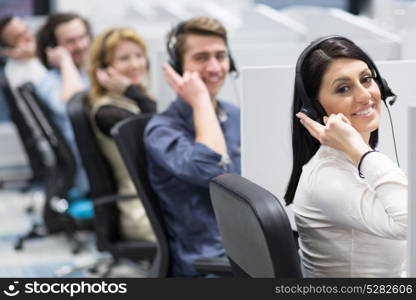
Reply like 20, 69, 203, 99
284, 38, 379, 205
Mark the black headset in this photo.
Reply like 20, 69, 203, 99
295, 35, 397, 122
98, 29, 150, 71
166, 21, 238, 76
98, 30, 114, 69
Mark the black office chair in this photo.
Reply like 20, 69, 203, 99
66, 92, 157, 276
1, 79, 46, 187
2, 79, 56, 249
112, 115, 232, 277
209, 173, 302, 278
16, 82, 92, 253
1, 79, 47, 224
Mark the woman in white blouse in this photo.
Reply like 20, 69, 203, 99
285, 36, 407, 277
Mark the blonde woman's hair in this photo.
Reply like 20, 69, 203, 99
88, 27, 148, 102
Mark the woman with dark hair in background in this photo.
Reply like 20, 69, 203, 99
88, 28, 156, 241
285, 36, 407, 277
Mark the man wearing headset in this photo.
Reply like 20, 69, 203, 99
34, 13, 92, 198
144, 16, 241, 277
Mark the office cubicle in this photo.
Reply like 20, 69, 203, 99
373, 0, 416, 60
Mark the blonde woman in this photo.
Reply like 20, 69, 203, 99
88, 28, 156, 241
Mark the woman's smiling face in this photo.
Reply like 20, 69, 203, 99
318, 58, 381, 139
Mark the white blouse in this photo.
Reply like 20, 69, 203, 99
293, 146, 408, 277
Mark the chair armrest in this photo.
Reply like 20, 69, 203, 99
94, 194, 137, 206
193, 256, 233, 277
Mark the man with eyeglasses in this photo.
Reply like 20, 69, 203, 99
35, 12, 92, 197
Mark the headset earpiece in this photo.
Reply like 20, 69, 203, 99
379, 77, 397, 106
167, 39, 182, 74
228, 52, 239, 78
168, 55, 182, 75
167, 22, 185, 75
99, 30, 115, 69
300, 101, 326, 123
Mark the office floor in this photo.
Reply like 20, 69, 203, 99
0, 188, 148, 278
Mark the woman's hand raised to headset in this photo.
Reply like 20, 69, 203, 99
163, 63, 211, 108
96, 67, 131, 95
296, 112, 372, 166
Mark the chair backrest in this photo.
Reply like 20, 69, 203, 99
17, 82, 76, 198
67, 91, 120, 245
67, 92, 116, 197
16, 82, 82, 232
111, 115, 171, 277
1, 79, 47, 183
209, 173, 302, 278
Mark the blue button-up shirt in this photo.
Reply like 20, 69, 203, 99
144, 98, 241, 277
35, 69, 90, 197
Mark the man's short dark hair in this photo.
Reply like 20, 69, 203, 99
0, 15, 15, 47
36, 12, 92, 68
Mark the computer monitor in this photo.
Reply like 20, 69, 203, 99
408, 104, 416, 277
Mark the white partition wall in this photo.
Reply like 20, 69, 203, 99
232, 43, 304, 67
376, 61, 416, 172
241, 65, 294, 203
228, 4, 307, 44
408, 105, 416, 277
241, 60, 416, 229
282, 7, 402, 60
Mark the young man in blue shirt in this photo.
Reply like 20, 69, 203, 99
144, 16, 241, 277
